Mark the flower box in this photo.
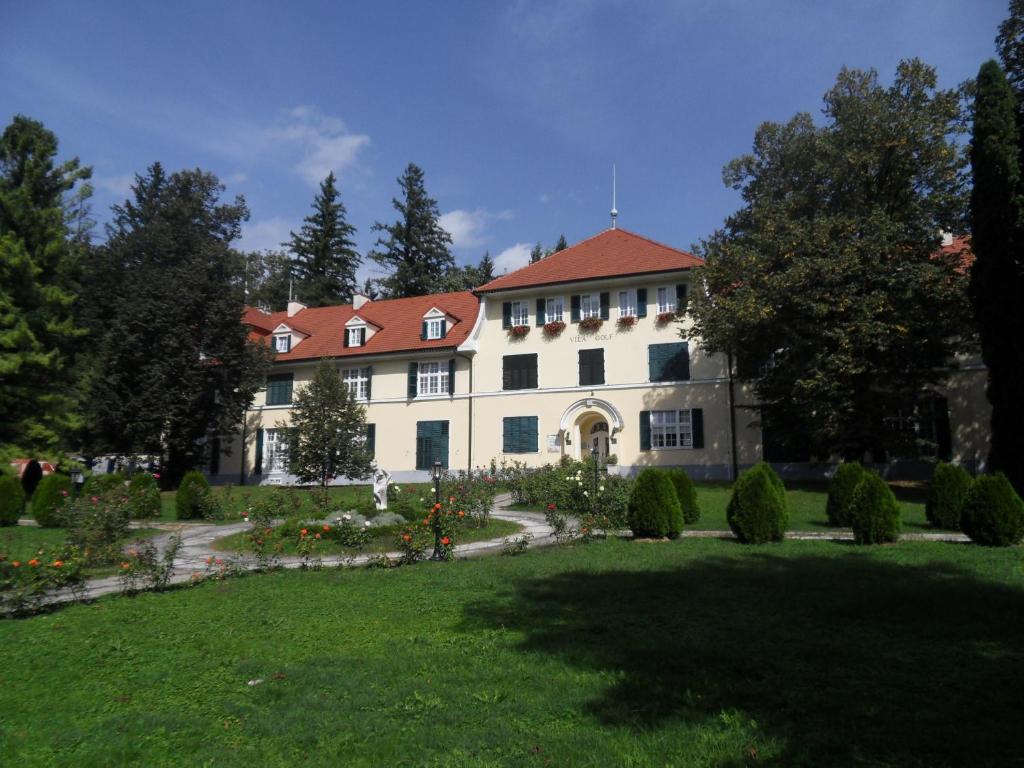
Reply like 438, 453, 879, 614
578, 316, 604, 331
543, 320, 566, 337
617, 315, 637, 329
508, 324, 530, 338
655, 311, 677, 326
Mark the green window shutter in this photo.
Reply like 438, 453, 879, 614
365, 366, 373, 401
676, 283, 687, 313
526, 416, 538, 452
637, 288, 648, 318
570, 295, 581, 322
599, 292, 610, 320
578, 350, 589, 385
439, 319, 446, 338
502, 417, 515, 453
502, 302, 512, 329
649, 343, 689, 382
267, 374, 293, 405
448, 359, 456, 395
648, 345, 660, 381
254, 428, 264, 474
579, 349, 604, 386
503, 416, 539, 453
691, 408, 704, 449
421, 321, 428, 340
366, 424, 376, 457
639, 411, 651, 450
536, 298, 546, 326
503, 354, 537, 391
359, 327, 366, 346
343, 330, 349, 348
408, 362, 418, 399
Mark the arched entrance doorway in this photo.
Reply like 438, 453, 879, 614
558, 398, 624, 462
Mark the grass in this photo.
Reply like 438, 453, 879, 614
510, 480, 941, 532
0, 525, 163, 577
2, 536, 1022, 766
211, 518, 523, 555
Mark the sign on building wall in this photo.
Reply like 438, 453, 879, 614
546, 434, 561, 453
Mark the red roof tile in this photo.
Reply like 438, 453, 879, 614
477, 228, 703, 293
245, 291, 480, 362
939, 234, 973, 274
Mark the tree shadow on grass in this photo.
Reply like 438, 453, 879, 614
463, 550, 1024, 767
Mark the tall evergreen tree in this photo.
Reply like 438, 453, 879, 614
529, 242, 543, 263
0, 115, 91, 457
969, 60, 1024, 494
554, 233, 569, 252
369, 163, 454, 297
477, 251, 495, 283
287, 172, 359, 306
82, 164, 270, 482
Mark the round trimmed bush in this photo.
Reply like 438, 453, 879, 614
826, 462, 865, 527
0, 476, 25, 525
850, 471, 901, 544
727, 463, 788, 543
627, 468, 683, 539
82, 472, 127, 497
176, 470, 211, 520
31, 473, 72, 527
128, 473, 162, 519
667, 468, 700, 524
926, 462, 972, 530
961, 473, 1024, 547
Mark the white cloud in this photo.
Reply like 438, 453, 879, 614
94, 173, 134, 198
493, 242, 533, 274
440, 208, 514, 249
269, 106, 370, 186
238, 216, 293, 253
224, 172, 249, 185
538, 192, 552, 204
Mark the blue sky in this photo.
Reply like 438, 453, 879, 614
0, 1, 1006, 282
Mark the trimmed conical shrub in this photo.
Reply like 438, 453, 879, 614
628, 468, 683, 539
667, 468, 700, 524
826, 462, 865, 526
31, 473, 72, 527
0, 476, 25, 526
128, 473, 162, 519
925, 462, 972, 530
727, 463, 788, 543
176, 470, 211, 520
961, 473, 1024, 547
850, 471, 901, 544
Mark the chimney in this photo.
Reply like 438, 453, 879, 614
352, 292, 370, 310
940, 231, 954, 247
287, 300, 307, 318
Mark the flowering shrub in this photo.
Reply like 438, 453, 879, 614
118, 534, 182, 594
509, 458, 631, 529
655, 311, 676, 325
330, 515, 373, 547
508, 324, 530, 338
617, 315, 637, 328
244, 490, 289, 570
543, 320, 566, 337
1, 545, 86, 614
578, 316, 604, 331
128, 472, 162, 519
81, 472, 127, 497
501, 532, 533, 555
442, 469, 497, 526
395, 524, 430, 564
64, 491, 132, 566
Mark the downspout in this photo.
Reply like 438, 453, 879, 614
456, 351, 474, 472
727, 350, 739, 481
239, 411, 248, 486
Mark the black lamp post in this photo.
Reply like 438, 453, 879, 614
591, 446, 600, 516
69, 468, 83, 498
430, 459, 445, 560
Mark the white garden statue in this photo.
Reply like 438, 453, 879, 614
372, 466, 391, 511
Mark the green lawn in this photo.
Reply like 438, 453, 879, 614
211, 517, 523, 556
0, 525, 163, 577
2, 536, 1022, 766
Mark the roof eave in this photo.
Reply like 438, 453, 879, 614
475, 264, 699, 295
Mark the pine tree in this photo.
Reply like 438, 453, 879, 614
0, 115, 91, 457
554, 233, 568, 252
969, 60, 1024, 494
477, 251, 495, 282
530, 242, 543, 263
369, 163, 454, 297
244, 249, 292, 311
81, 164, 271, 483
287, 172, 359, 306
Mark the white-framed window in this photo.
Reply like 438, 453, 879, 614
580, 293, 600, 319
510, 301, 529, 326
418, 361, 449, 395
341, 367, 369, 400
426, 317, 444, 339
656, 286, 674, 314
265, 428, 289, 473
651, 409, 693, 449
618, 289, 637, 317
274, 334, 291, 353
347, 327, 362, 347
545, 296, 564, 322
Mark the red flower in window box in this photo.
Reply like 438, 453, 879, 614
617, 315, 637, 328
655, 311, 677, 325
578, 316, 604, 331
543, 320, 566, 337
508, 324, 530, 338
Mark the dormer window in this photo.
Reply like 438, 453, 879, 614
421, 308, 448, 340
347, 327, 363, 347
426, 317, 444, 340
273, 334, 291, 353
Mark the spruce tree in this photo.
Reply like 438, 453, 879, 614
530, 242, 543, 263
477, 251, 495, 283
244, 249, 293, 311
369, 163, 454, 297
287, 172, 359, 306
554, 233, 569, 251
969, 60, 1024, 494
0, 115, 91, 456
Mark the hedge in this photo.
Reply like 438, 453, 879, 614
726, 463, 788, 543
0, 476, 25, 525
850, 471, 901, 544
961, 473, 1024, 547
627, 468, 683, 539
826, 462, 865, 527
925, 462, 972, 530
176, 470, 211, 520
82, 472, 127, 497
31, 474, 72, 527
128, 473, 162, 519
667, 468, 700, 524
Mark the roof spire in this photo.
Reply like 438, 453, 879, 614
610, 163, 618, 229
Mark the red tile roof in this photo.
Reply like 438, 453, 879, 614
244, 291, 480, 362
477, 227, 703, 293
939, 234, 973, 274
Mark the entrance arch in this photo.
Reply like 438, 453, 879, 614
558, 398, 624, 461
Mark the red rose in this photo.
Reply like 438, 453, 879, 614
153, 473, 161, 479
441, 536, 451, 546
53, 560, 63, 568
547, 503, 557, 510
28, 558, 40, 567
61, 490, 69, 497
402, 534, 412, 543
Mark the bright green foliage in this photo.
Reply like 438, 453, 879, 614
287, 172, 360, 307
727, 463, 788, 543
667, 468, 700, 524
0, 116, 92, 455
826, 462, 866, 526
969, 60, 1024, 497
0, 476, 25, 525
80, 164, 271, 482
690, 61, 969, 461
961, 473, 1024, 546
850, 471, 902, 544
926, 462, 972, 530
128, 473, 161, 519
30, 474, 71, 527
176, 470, 211, 520
81, 472, 126, 497
627, 468, 683, 539
369, 163, 456, 298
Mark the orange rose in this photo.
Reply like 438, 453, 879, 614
300, 528, 308, 536
315, 533, 321, 539
121, 562, 130, 569
53, 560, 63, 568
322, 524, 330, 532
402, 534, 411, 543
28, 559, 40, 567
457, 510, 465, 518
12, 561, 20, 568
433, 503, 442, 511
441, 536, 451, 546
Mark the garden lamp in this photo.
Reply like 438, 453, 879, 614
591, 446, 600, 516
69, 468, 83, 497
430, 459, 445, 560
